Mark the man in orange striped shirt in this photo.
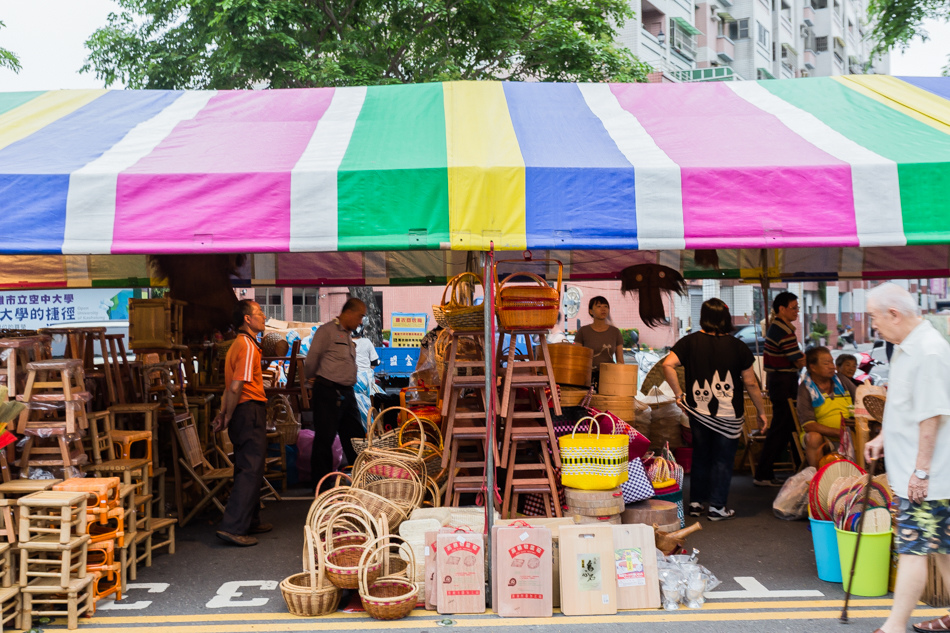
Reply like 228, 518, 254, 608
213, 300, 270, 547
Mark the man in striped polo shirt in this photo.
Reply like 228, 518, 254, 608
755, 291, 804, 486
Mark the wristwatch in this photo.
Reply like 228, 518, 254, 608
914, 469, 929, 480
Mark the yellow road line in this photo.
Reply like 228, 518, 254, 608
75, 608, 948, 632
85, 598, 909, 624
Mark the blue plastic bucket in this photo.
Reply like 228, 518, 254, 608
810, 518, 842, 583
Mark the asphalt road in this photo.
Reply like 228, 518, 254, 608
43, 473, 942, 633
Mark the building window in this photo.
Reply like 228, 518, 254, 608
258, 288, 284, 320
811, 0, 827, 8
669, 17, 698, 59
815, 35, 828, 51
728, 18, 750, 39
292, 288, 319, 323
757, 21, 770, 49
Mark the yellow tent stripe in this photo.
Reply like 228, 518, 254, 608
444, 81, 526, 251
0, 89, 108, 152
835, 75, 950, 135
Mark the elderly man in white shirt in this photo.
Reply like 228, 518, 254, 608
865, 283, 950, 633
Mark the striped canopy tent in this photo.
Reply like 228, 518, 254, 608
1, 75, 950, 288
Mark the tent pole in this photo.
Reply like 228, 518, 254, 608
482, 248, 495, 598
759, 248, 770, 387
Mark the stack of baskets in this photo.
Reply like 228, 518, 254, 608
494, 258, 562, 330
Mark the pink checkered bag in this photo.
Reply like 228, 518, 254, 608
586, 408, 651, 459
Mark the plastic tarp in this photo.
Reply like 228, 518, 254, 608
2, 77, 950, 285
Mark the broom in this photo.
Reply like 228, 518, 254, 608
840, 458, 881, 623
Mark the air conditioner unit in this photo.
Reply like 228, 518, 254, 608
800, 24, 810, 37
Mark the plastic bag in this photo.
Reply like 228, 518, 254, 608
657, 550, 721, 609
772, 466, 817, 520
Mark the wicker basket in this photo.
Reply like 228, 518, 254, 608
352, 457, 425, 511
358, 535, 419, 620
267, 395, 300, 445
495, 259, 562, 331
324, 508, 382, 589
433, 272, 485, 332
353, 407, 428, 479
281, 526, 342, 617
351, 406, 400, 455
864, 395, 886, 422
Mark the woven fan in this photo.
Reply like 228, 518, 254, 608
846, 507, 891, 534
864, 395, 886, 422
814, 459, 865, 521
830, 476, 862, 525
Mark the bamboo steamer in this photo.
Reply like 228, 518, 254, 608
598, 364, 639, 397
589, 394, 638, 422
548, 343, 593, 387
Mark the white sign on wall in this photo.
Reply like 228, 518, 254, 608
0, 289, 135, 330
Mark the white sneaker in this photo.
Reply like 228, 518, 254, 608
688, 502, 704, 517
707, 506, 736, 521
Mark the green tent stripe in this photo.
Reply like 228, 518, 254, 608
0, 91, 46, 117
760, 78, 950, 245
337, 83, 449, 251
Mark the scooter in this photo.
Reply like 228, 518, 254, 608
853, 350, 885, 384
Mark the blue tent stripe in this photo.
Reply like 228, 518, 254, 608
502, 82, 638, 250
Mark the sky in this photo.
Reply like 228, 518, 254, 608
0, 0, 948, 91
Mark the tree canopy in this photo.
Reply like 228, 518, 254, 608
0, 21, 21, 73
82, 0, 651, 89
867, 0, 950, 71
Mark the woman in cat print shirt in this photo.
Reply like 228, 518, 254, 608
661, 299, 768, 521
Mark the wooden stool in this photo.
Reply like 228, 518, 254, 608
0, 501, 15, 545
18, 490, 88, 544
18, 533, 90, 588
0, 335, 50, 399
17, 429, 87, 479
83, 410, 152, 489
0, 585, 20, 632
109, 402, 161, 469
440, 375, 497, 469
86, 540, 115, 575
437, 331, 487, 416
39, 326, 116, 407
443, 424, 492, 507
148, 517, 176, 562
0, 542, 12, 588
16, 359, 90, 435
501, 432, 561, 519
21, 574, 94, 631
86, 507, 125, 547
54, 477, 120, 516
92, 567, 121, 602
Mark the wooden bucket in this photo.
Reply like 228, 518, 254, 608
548, 343, 593, 387
598, 364, 638, 397
589, 394, 638, 422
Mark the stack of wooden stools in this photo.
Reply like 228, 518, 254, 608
495, 329, 562, 519
439, 331, 497, 506
15, 359, 90, 477
18, 490, 94, 630
53, 478, 123, 603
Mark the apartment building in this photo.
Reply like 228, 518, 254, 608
617, 0, 889, 81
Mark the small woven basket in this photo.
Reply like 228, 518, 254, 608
352, 407, 428, 479
267, 395, 300, 445
280, 526, 341, 617
433, 272, 485, 332
864, 395, 886, 422
324, 509, 382, 589
358, 535, 419, 621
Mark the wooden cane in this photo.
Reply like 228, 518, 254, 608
840, 458, 881, 623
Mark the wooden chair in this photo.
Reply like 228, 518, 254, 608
739, 395, 794, 473
83, 411, 151, 485
171, 414, 232, 527
790, 397, 835, 470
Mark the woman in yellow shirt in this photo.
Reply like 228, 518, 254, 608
797, 346, 856, 468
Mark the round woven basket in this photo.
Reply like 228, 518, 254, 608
281, 526, 341, 617
548, 343, 594, 387
863, 395, 886, 422
344, 488, 409, 531
324, 509, 382, 589
353, 456, 425, 511
358, 535, 419, 621
352, 407, 428, 480
267, 395, 300, 445
261, 332, 290, 357
433, 272, 485, 332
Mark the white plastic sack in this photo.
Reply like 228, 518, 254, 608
772, 467, 817, 520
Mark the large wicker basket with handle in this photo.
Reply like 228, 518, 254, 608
267, 395, 300, 445
495, 257, 562, 331
280, 526, 341, 616
433, 272, 485, 332
358, 535, 419, 620
324, 506, 382, 589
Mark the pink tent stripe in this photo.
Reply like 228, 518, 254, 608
609, 83, 859, 249
112, 88, 336, 253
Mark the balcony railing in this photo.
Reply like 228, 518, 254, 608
669, 67, 739, 82
670, 28, 697, 59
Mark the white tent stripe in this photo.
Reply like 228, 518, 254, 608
578, 83, 685, 251
727, 81, 905, 248
62, 91, 217, 254
289, 86, 367, 253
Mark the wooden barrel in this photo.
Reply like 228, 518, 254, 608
558, 387, 589, 408
598, 364, 638, 397
548, 343, 593, 387
589, 394, 641, 422
564, 487, 625, 516
621, 499, 679, 526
